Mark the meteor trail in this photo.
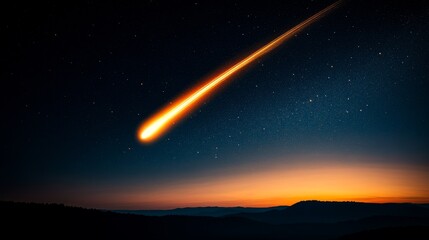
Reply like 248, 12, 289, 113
138, 1, 342, 143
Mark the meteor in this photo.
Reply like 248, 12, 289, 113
138, 1, 342, 143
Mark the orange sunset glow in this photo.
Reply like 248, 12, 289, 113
99, 154, 429, 209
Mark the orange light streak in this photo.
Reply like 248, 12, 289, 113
138, 1, 342, 142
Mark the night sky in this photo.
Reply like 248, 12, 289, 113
2, 0, 429, 209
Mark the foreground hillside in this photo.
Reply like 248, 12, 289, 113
1, 201, 429, 239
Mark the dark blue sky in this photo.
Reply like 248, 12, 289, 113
2, 0, 429, 208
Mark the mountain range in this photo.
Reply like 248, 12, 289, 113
2, 200, 429, 239
115, 205, 288, 217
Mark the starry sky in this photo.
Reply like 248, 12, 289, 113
2, 0, 429, 209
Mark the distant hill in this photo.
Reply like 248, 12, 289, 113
1, 201, 429, 240
230, 200, 429, 224
115, 206, 288, 217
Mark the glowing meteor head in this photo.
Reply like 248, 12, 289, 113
137, 84, 207, 143
140, 125, 155, 141
138, 116, 169, 143
138, 115, 169, 143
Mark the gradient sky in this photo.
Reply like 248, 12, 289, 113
2, 0, 429, 209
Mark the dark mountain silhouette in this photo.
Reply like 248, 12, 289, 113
2, 201, 429, 240
230, 200, 429, 224
115, 206, 288, 217
420, 204, 429, 209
